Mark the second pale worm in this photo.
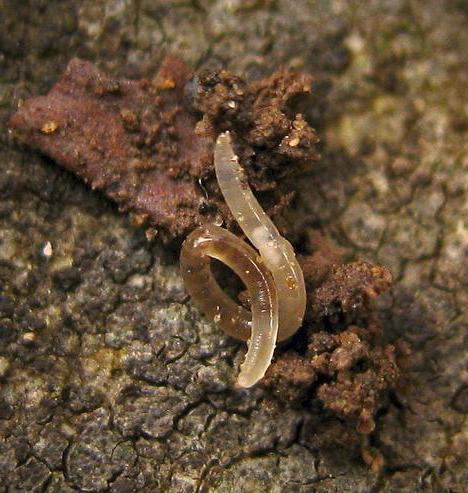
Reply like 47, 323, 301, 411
214, 132, 306, 341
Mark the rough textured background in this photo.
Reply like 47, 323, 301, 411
0, 1, 466, 492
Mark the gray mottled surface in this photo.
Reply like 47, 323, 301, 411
0, 1, 466, 491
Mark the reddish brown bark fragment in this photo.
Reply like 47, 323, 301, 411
9, 57, 213, 242
9, 58, 320, 242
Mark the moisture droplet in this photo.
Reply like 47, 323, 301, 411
213, 214, 224, 226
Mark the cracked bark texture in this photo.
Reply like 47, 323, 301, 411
0, 1, 466, 492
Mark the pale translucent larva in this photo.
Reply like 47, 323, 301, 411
214, 132, 306, 341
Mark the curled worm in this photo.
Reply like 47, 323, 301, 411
180, 224, 279, 388
180, 132, 306, 387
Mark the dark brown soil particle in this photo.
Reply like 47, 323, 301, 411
310, 260, 393, 318
265, 320, 399, 436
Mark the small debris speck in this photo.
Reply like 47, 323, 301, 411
289, 138, 300, 147
41, 121, 58, 133
0, 357, 10, 377
41, 241, 53, 257
21, 332, 36, 344
157, 78, 176, 90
